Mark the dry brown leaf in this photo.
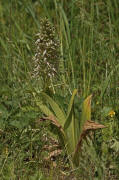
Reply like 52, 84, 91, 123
36, 116, 64, 134
43, 144, 60, 151
44, 149, 62, 161
74, 120, 106, 156
84, 120, 106, 131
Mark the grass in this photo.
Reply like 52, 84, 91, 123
0, 0, 119, 179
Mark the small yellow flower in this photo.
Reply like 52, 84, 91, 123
108, 110, 115, 118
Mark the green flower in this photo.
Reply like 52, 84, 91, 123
32, 18, 60, 82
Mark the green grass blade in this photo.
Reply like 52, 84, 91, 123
27, 5, 40, 28
0, 37, 9, 53
100, 64, 119, 100
59, 4, 71, 44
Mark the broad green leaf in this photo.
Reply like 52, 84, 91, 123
37, 102, 54, 117
72, 95, 92, 166
65, 110, 76, 156
36, 92, 93, 168
65, 113, 81, 164
41, 92, 66, 126
64, 90, 79, 157
79, 95, 92, 135
64, 89, 78, 130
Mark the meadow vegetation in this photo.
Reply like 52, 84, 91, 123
0, 0, 119, 179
